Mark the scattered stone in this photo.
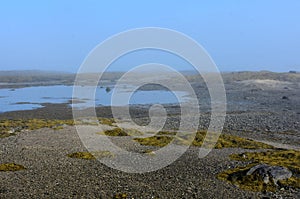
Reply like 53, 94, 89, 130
282, 96, 289, 100
7, 129, 15, 134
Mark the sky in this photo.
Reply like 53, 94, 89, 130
0, 0, 299, 73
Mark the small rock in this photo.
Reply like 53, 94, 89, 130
282, 96, 289, 100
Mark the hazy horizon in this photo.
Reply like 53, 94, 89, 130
0, 68, 298, 74
1, 1, 300, 73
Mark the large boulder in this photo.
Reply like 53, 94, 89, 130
246, 164, 292, 185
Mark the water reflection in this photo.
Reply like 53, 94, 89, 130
0, 85, 188, 113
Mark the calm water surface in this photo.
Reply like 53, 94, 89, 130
0, 85, 189, 113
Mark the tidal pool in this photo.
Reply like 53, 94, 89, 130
0, 85, 189, 113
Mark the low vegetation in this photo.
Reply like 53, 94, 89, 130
101, 128, 129, 136
67, 151, 114, 160
133, 130, 274, 149
230, 149, 300, 176
113, 193, 128, 199
0, 117, 117, 138
0, 119, 75, 138
217, 149, 300, 192
134, 135, 173, 147
98, 118, 116, 126
0, 163, 26, 172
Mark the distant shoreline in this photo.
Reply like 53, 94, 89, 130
0, 70, 299, 89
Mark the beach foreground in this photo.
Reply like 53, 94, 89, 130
0, 106, 299, 198
0, 72, 299, 198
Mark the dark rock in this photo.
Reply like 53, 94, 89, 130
282, 96, 289, 100
247, 164, 292, 185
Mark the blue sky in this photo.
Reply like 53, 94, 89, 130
0, 0, 299, 72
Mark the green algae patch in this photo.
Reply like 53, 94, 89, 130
67, 151, 114, 160
218, 149, 300, 192
0, 163, 26, 172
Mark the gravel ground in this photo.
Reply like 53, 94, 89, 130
0, 78, 299, 198
0, 126, 284, 199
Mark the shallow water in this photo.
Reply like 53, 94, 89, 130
0, 85, 189, 113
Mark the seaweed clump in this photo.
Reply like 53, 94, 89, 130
0, 163, 26, 172
217, 149, 300, 192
